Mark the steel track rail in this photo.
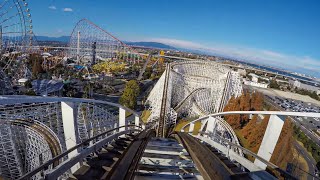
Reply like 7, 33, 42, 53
196, 132, 298, 179
176, 132, 298, 180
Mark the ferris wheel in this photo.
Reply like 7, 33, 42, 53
0, 0, 33, 94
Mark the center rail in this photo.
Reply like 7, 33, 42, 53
157, 64, 171, 137
107, 129, 155, 180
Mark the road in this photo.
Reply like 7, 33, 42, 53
92, 93, 120, 103
294, 141, 318, 180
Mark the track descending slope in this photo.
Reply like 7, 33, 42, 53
135, 137, 203, 179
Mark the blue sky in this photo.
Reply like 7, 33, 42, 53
29, 0, 320, 77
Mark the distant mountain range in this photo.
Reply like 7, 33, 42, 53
125, 42, 176, 50
35, 36, 70, 42
35, 36, 176, 50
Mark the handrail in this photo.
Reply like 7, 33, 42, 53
179, 116, 241, 148
0, 95, 140, 116
195, 132, 298, 180
181, 111, 320, 130
200, 132, 277, 168
18, 125, 142, 180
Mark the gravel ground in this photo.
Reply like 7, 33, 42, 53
249, 86, 320, 106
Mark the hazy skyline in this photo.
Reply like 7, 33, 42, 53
30, 0, 320, 77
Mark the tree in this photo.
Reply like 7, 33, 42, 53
128, 64, 140, 76
24, 80, 32, 88
239, 91, 251, 126
270, 119, 294, 171
119, 80, 140, 109
92, 61, 126, 74
246, 115, 270, 153
63, 83, 78, 97
224, 96, 242, 129
143, 66, 153, 79
82, 84, 91, 98
251, 92, 263, 111
258, 77, 268, 84
295, 88, 320, 101
317, 162, 320, 171
310, 91, 319, 100
269, 80, 280, 89
25, 89, 36, 96
241, 115, 258, 139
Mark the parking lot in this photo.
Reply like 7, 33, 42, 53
266, 95, 320, 131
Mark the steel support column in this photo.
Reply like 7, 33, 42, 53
135, 115, 140, 127
119, 107, 126, 131
61, 101, 80, 172
189, 122, 195, 133
205, 116, 216, 134
254, 114, 285, 170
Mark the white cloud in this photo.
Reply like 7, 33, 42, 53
48, 6, 57, 10
63, 8, 73, 12
148, 38, 320, 77
56, 29, 64, 34
149, 38, 204, 50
